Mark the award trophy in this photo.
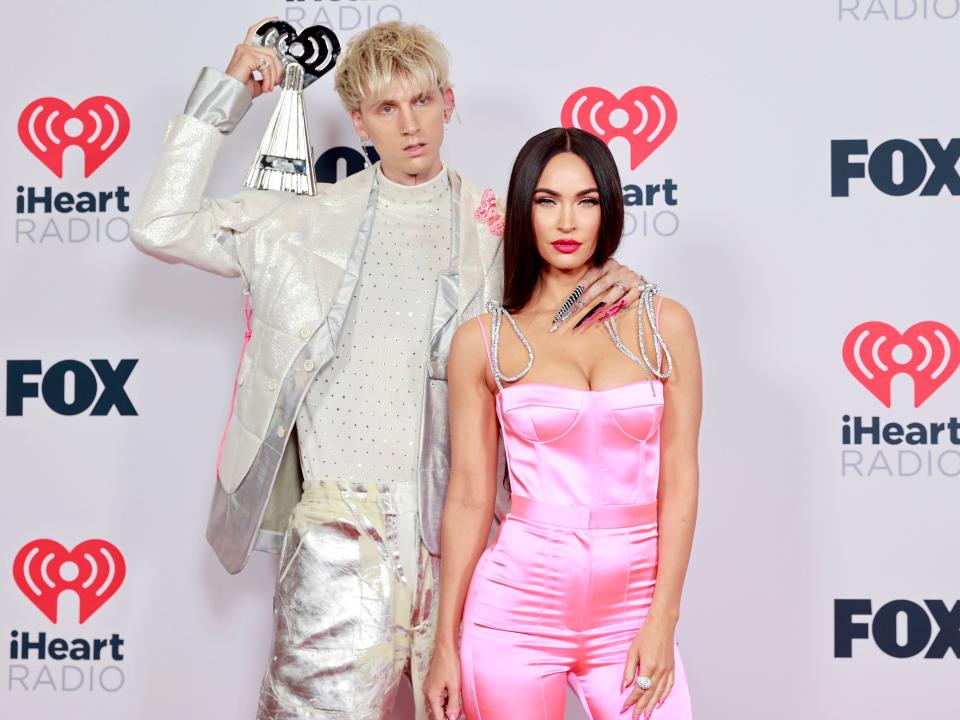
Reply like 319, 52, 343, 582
243, 21, 341, 196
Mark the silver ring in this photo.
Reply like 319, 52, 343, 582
615, 281, 628, 293
255, 58, 269, 72
635, 675, 653, 690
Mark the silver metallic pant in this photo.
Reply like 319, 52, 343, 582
256, 480, 438, 720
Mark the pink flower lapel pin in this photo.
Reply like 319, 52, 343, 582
474, 188, 504, 236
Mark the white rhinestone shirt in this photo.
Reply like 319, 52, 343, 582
296, 165, 453, 493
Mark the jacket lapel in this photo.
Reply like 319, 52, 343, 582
455, 172, 503, 319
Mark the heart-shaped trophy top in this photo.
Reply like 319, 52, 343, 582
253, 21, 341, 90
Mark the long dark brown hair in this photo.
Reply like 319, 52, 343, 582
501, 127, 624, 312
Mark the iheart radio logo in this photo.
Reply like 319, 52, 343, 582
18, 96, 130, 178
13, 539, 126, 624
842, 322, 960, 408
561, 87, 677, 169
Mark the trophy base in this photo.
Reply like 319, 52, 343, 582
244, 159, 317, 196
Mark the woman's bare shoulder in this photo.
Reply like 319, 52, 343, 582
451, 313, 492, 361
657, 296, 696, 337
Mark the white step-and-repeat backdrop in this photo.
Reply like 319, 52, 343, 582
2, 1, 957, 718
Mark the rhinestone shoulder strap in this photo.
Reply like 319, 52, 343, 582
485, 300, 535, 391
604, 282, 673, 382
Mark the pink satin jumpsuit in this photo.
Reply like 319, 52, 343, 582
459, 314, 692, 719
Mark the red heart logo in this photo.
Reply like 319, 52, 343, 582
842, 321, 960, 408
561, 86, 677, 169
13, 539, 126, 624
18, 96, 130, 178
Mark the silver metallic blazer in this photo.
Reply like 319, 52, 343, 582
131, 71, 505, 573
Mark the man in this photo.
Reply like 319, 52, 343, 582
131, 19, 644, 720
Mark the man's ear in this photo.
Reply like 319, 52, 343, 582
351, 109, 368, 138
442, 87, 455, 122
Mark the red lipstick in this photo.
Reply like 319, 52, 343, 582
550, 238, 582, 254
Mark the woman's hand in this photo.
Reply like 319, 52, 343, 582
424, 641, 463, 720
225, 17, 287, 98
553, 258, 649, 330
620, 615, 677, 719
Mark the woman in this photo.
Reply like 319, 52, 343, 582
424, 127, 701, 720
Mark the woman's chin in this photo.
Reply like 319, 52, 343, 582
540, 253, 590, 272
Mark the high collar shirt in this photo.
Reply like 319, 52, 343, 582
296, 164, 454, 499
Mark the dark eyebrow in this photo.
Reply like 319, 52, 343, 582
533, 187, 600, 196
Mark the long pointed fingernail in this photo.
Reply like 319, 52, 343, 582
553, 285, 585, 322
595, 299, 626, 324
550, 298, 586, 332
572, 302, 605, 329
551, 289, 586, 332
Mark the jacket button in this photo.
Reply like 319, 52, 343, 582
267, 379, 278, 391
276, 426, 286, 438
299, 327, 310, 339
303, 360, 315, 372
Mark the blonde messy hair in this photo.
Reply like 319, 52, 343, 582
334, 21, 452, 113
